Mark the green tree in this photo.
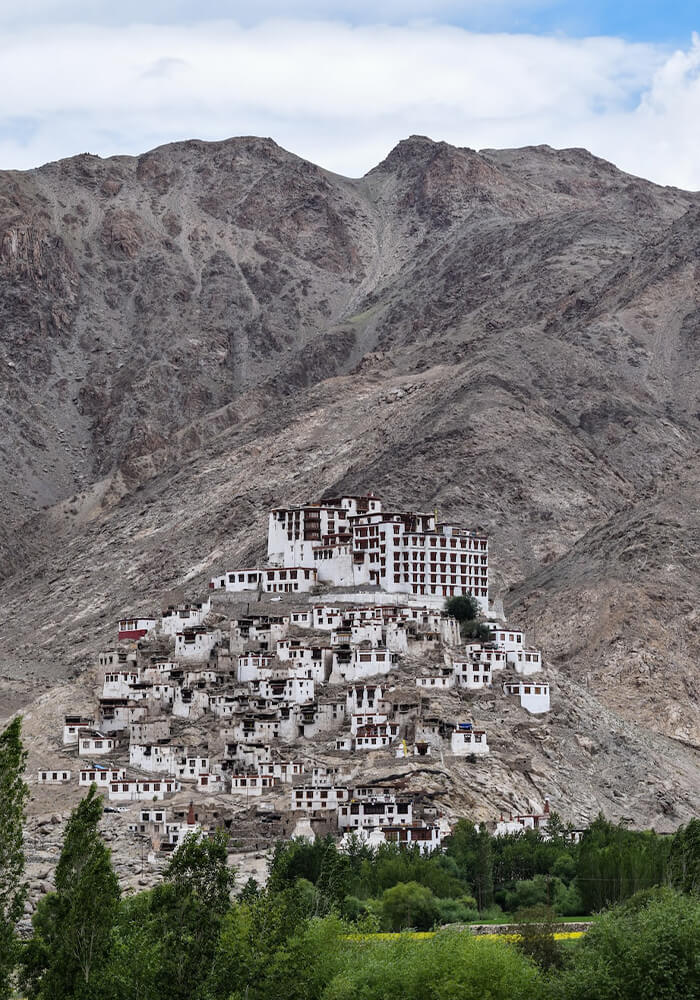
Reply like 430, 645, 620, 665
0, 716, 29, 1000
434, 895, 479, 925
553, 888, 700, 1000
205, 882, 314, 1000
513, 904, 564, 971
97, 892, 162, 1000
668, 818, 700, 895
575, 815, 671, 912
381, 881, 439, 931
23, 784, 119, 1000
315, 841, 352, 915
150, 830, 236, 1000
445, 595, 479, 624
446, 820, 494, 909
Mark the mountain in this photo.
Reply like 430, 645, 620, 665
0, 134, 698, 824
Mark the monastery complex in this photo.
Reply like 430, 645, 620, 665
35, 494, 554, 863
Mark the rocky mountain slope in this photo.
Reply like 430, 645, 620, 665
0, 134, 698, 822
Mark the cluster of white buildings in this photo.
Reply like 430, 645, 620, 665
414, 622, 549, 713
41, 495, 552, 852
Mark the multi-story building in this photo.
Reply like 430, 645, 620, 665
291, 785, 350, 811
212, 495, 488, 609
338, 797, 413, 830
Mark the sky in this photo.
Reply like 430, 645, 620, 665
1, 1, 699, 188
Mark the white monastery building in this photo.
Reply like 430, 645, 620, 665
212, 495, 488, 610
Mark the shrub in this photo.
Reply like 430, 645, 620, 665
381, 882, 439, 931
322, 930, 543, 1000
552, 887, 700, 1000
435, 896, 480, 925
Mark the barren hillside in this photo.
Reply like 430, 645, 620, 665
0, 134, 698, 821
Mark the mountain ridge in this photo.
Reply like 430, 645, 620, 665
0, 133, 698, 823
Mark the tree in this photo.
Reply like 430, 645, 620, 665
23, 784, 119, 1000
513, 904, 564, 971
0, 716, 29, 1000
668, 818, 700, 895
553, 888, 700, 1000
150, 830, 236, 1000
445, 595, 479, 624
96, 892, 163, 1000
446, 820, 494, 909
165, 828, 235, 914
381, 881, 439, 931
315, 841, 351, 914
575, 814, 671, 912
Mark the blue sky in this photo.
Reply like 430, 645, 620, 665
0, 1, 699, 187
2, 1, 696, 41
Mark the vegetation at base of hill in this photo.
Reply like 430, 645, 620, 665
2, 718, 699, 999
262, 815, 682, 925
20, 785, 120, 1000
553, 887, 700, 1000
0, 716, 29, 1000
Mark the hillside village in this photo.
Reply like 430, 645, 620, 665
30, 494, 556, 890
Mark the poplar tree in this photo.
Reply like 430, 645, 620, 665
0, 716, 29, 1000
23, 785, 119, 1000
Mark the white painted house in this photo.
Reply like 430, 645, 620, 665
37, 768, 71, 784
174, 627, 222, 661
346, 684, 383, 713
108, 778, 181, 802
381, 822, 443, 854
210, 566, 318, 594
237, 652, 274, 682
118, 617, 157, 641
78, 730, 116, 756
63, 715, 95, 745
257, 675, 315, 704
101, 669, 139, 699
338, 797, 413, 830
79, 765, 126, 787
416, 672, 455, 690
355, 722, 400, 750
450, 726, 489, 756
453, 658, 492, 690
331, 646, 398, 683
495, 800, 551, 836
503, 681, 550, 714
161, 599, 211, 636
291, 785, 350, 811
230, 774, 277, 796
350, 711, 388, 735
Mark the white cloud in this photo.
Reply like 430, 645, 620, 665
0, 19, 699, 189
